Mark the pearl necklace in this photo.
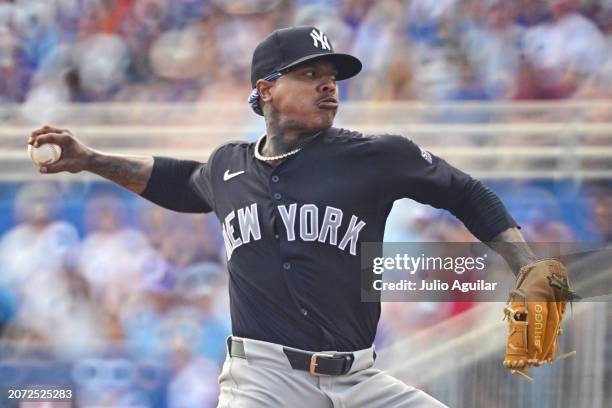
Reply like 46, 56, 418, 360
254, 134, 303, 162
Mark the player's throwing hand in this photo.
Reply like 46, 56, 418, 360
28, 125, 92, 174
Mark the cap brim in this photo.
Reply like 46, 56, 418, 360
280, 52, 362, 81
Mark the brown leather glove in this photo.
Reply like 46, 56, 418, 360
503, 259, 576, 381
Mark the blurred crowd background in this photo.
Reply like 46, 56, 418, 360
0, 182, 230, 406
0, 0, 611, 106
0, 0, 611, 407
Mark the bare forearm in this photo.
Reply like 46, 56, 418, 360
29, 126, 154, 194
85, 150, 154, 194
488, 227, 539, 275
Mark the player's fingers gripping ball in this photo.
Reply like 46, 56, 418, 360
28, 143, 62, 166
503, 259, 576, 381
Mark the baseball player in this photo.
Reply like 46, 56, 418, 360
29, 26, 573, 407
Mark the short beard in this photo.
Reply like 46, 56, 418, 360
264, 104, 332, 136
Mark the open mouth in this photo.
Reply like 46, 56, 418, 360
316, 96, 339, 109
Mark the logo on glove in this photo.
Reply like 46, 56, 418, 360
534, 304, 543, 348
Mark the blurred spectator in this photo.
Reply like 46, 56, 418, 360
384, 199, 436, 242
162, 0, 211, 30
405, 0, 467, 101
10, 0, 59, 71
0, 182, 77, 296
198, 18, 261, 104
120, 260, 229, 381
378, 301, 455, 345
575, 58, 612, 104
357, 2, 417, 101
71, 356, 153, 407
0, 182, 103, 354
172, 262, 230, 361
77, 189, 159, 339
516, 0, 551, 27
0, 22, 30, 103
137, 200, 179, 251
340, 0, 374, 29
123, 203, 227, 363
519, 0, 609, 99
420, 212, 479, 242
376, 54, 415, 100
159, 213, 224, 268
582, 182, 612, 243
462, 0, 522, 99
149, 22, 212, 82
506, 184, 576, 242
447, 56, 491, 101
596, 3, 612, 45
75, 33, 131, 100
167, 342, 220, 408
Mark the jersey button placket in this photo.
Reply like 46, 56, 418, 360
271, 174, 281, 200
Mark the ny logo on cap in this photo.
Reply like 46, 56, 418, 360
310, 28, 331, 51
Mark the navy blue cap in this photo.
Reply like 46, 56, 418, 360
248, 26, 362, 115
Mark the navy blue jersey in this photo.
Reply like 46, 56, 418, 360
142, 127, 517, 351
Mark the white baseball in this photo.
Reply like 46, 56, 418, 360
28, 143, 62, 166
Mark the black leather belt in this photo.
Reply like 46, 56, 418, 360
228, 338, 355, 376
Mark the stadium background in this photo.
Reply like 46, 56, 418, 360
0, 0, 610, 406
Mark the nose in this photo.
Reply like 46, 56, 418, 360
319, 75, 337, 94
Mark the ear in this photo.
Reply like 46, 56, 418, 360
256, 79, 274, 103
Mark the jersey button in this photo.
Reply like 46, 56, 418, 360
274, 193, 282, 200
274, 234, 280, 239
301, 308, 308, 316
271, 175, 279, 183
283, 262, 291, 270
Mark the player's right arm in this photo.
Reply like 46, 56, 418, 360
29, 125, 153, 194
29, 125, 213, 213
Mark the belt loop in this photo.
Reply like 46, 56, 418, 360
226, 336, 232, 354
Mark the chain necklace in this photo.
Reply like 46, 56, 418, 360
254, 134, 303, 162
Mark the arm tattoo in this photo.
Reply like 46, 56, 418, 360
86, 151, 154, 194
488, 227, 539, 276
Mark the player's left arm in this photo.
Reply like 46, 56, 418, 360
378, 135, 542, 275
377, 135, 574, 378
378, 135, 520, 243
487, 227, 539, 276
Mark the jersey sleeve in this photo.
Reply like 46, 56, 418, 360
376, 134, 518, 241
140, 156, 215, 213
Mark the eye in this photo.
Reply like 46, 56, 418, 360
304, 71, 316, 78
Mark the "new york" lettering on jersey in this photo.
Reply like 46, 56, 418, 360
222, 203, 366, 259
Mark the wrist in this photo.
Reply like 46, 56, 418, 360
83, 147, 101, 172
